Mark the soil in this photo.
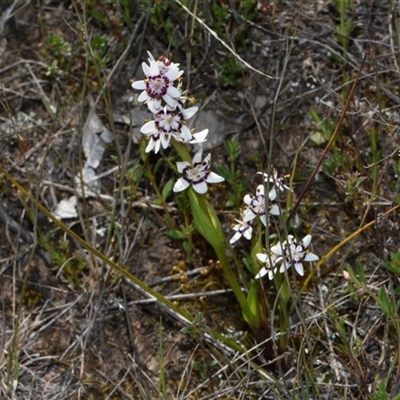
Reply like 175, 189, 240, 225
1, 1, 400, 399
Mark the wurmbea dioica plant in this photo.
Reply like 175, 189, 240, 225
132, 52, 319, 359
132, 51, 245, 308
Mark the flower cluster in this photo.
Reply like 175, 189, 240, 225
255, 234, 319, 280
230, 169, 287, 244
132, 52, 224, 193
132, 52, 319, 283
230, 169, 318, 279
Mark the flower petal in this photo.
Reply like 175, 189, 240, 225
268, 188, 277, 201
294, 263, 304, 276
279, 262, 290, 273
230, 231, 242, 244
147, 51, 155, 62
206, 172, 224, 183
304, 253, 319, 262
147, 101, 161, 114
161, 134, 171, 149
243, 211, 256, 222
243, 194, 252, 206
243, 226, 252, 240
193, 181, 208, 194
302, 234, 312, 248
166, 85, 181, 99
173, 178, 190, 192
183, 106, 198, 120
145, 139, 155, 153
151, 98, 162, 110
269, 204, 281, 215
165, 67, 180, 81
140, 121, 156, 134
148, 60, 160, 76
176, 161, 190, 173
137, 91, 149, 102
132, 80, 146, 90
255, 184, 265, 195
255, 267, 268, 279
192, 150, 203, 164
190, 129, 209, 143
141, 61, 151, 77
256, 253, 268, 263
271, 243, 284, 256
163, 93, 176, 107
179, 125, 193, 141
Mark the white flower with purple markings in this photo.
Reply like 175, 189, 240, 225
257, 169, 290, 198
243, 184, 280, 226
173, 151, 224, 194
230, 208, 253, 244
271, 234, 319, 276
140, 106, 198, 153
255, 252, 282, 280
132, 52, 182, 112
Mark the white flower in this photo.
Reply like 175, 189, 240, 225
255, 252, 282, 280
132, 52, 182, 112
230, 208, 253, 244
243, 184, 280, 226
257, 169, 290, 198
271, 234, 319, 276
147, 51, 183, 77
140, 106, 198, 153
187, 129, 209, 144
173, 151, 224, 194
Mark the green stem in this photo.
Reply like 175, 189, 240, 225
189, 188, 246, 307
171, 139, 192, 163
171, 139, 245, 306
214, 241, 246, 307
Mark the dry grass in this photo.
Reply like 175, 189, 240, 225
1, 0, 400, 399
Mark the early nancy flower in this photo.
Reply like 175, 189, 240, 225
147, 51, 182, 77
230, 208, 253, 244
257, 169, 290, 198
140, 106, 198, 153
187, 129, 209, 144
255, 252, 282, 280
243, 184, 280, 226
173, 150, 224, 194
271, 234, 319, 276
132, 52, 182, 112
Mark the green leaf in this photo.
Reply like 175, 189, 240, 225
183, 240, 191, 255
139, 138, 149, 162
378, 288, 391, 317
214, 165, 232, 180
165, 229, 186, 240
344, 20, 354, 35
242, 257, 253, 274
355, 260, 366, 283
382, 261, 400, 274
383, 251, 400, 274
162, 178, 174, 201
225, 199, 235, 208
187, 188, 223, 248
345, 265, 361, 286
187, 188, 245, 307
242, 282, 261, 328
336, 314, 348, 338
